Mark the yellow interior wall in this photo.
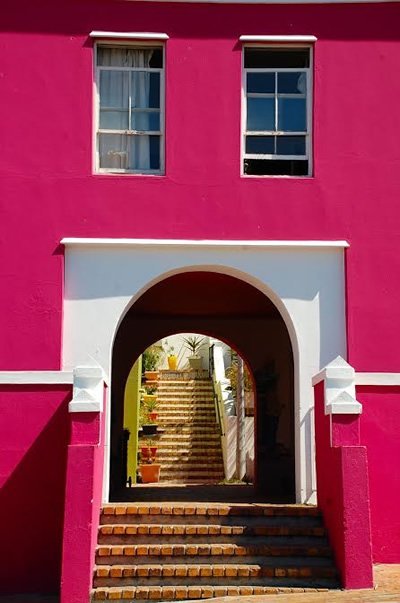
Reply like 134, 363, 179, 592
123, 357, 142, 484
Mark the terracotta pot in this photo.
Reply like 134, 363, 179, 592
144, 371, 158, 381
140, 447, 150, 459
139, 463, 161, 483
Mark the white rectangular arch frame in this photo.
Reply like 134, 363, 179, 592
61, 238, 348, 503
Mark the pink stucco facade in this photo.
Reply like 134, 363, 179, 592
1, 0, 400, 596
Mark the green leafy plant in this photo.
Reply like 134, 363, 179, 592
145, 385, 158, 395
142, 344, 162, 372
182, 335, 206, 356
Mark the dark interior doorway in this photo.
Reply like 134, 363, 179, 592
110, 271, 295, 502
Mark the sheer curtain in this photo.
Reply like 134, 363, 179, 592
98, 47, 155, 171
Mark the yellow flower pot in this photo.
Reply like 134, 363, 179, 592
167, 355, 178, 370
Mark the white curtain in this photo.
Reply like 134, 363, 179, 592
98, 48, 155, 170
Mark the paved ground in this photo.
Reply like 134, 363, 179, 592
1, 566, 399, 603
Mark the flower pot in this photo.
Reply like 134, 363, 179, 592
140, 446, 150, 460
142, 424, 158, 435
144, 371, 158, 381
143, 394, 157, 404
188, 356, 203, 370
167, 355, 178, 370
139, 463, 161, 483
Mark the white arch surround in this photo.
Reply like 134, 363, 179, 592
61, 238, 348, 503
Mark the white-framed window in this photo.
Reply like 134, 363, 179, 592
95, 44, 164, 175
242, 46, 312, 176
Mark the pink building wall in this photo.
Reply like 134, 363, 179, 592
358, 386, 400, 563
0, 387, 71, 593
1, 0, 400, 594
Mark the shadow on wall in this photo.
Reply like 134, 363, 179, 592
0, 386, 70, 595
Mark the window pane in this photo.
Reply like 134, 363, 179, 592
247, 73, 275, 94
247, 98, 275, 131
278, 98, 306, 131
128, 135, 160, 171
100, 110, 129, 130
278, 72, 306, 95
132, 72, 160, 109
99, 133, 128, 169
244, 49, 310, 69
276, 136, 306, 155
97, 47, 162, 68
246, 136, 274, 154
99, 71, 129, 108
244, 158, 309, 176
131, 111, 160, 131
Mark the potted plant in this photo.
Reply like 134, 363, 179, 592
138, 405, 158, 435
145, 395, 158, 422
143, 385, 158, 406
142, 344, 162, 381
138, 460, 161, 483
138, 442, 161, 482
182, 335, 206, 370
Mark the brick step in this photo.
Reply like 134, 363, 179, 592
157, 409, 216, 416
155, 423, 217, 438
98, 524, 327, 540
159, 473, 224, 481
96, 543, 332, 562
92, 583, 338, 600
156, 444, 220, 451
156, 454, 223, 462
94, 564, 337, 587
157, 398, 215, 410
158, 422, 218, 431
159, 461, 223, 470
101, 504, 322, 520
156, 388, 214, 394
158, 433, 220, 438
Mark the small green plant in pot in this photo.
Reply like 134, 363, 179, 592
142, 344, 162, 381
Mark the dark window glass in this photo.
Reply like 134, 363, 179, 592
246, 136, 275, 154
244, 159, 308, 176
149, 48, 163, 68
247, 72, 275, 94
278, 72, 306, 94
276, 136, 306, 155
244, 48, 309, 69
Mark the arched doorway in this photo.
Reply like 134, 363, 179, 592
110, 271, 294, 502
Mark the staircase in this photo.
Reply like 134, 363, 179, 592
92, 502, 339, 601
155, 371, 225, 483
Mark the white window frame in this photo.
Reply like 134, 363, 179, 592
241, 44, 313, 177
94, 40, 165, 176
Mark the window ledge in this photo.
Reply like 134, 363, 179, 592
90, 31, 169, 40
240, 35, 317, 42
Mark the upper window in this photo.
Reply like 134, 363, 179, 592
243, 47, 311, 177
95, 45, 164, 174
